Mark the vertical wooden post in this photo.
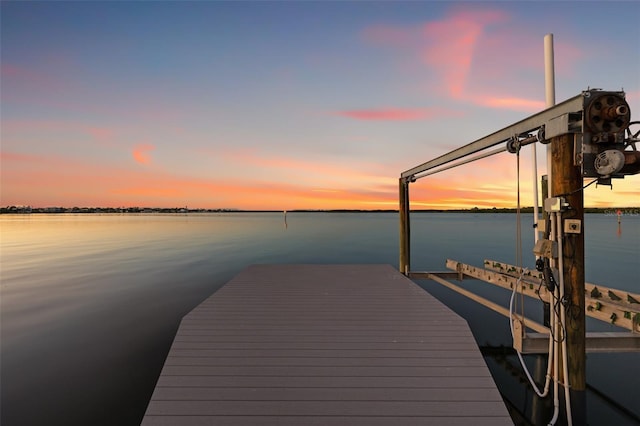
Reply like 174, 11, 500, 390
551, 133, 586, 424
541, 175, 549, 237
399, 177, 410, 275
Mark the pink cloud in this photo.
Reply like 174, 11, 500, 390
624, 90, 640, 101
1, 63, 49, 83
361, 7, 570, 112
132, 143, 155, 165
1, 63, 63, 100
2, 61, 184, 124
475, 96, 546, 112
87, 126, 114, 142
421, 8, 508, 98
333, 107, 460, 121
3, 119, 120, 146
218, 147, 394, 182
1, 64, 22, 77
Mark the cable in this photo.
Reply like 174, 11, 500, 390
557, 178, 598, 197
510, 145, 553, 399
509, 269, 553, 398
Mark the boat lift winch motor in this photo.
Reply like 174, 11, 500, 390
542, 90, 640, 183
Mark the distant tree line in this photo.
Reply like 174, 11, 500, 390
2, 205, 637, 214
0, 206, 239, 214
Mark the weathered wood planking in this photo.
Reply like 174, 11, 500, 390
142, 264, 511, 425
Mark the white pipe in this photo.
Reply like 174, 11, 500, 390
557, 212, 573, 426
544, 34, 556, 201
548, 282, 560, 426
509, 272, 553, 398
547, 206, 560, 425
545, 34, 556, 109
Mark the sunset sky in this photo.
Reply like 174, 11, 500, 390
2, 1, 639, 210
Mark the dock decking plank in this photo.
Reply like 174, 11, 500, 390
142, 264, 511, 425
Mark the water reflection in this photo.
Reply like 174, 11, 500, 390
1, 213, 638, 426
481, 347, 640, 426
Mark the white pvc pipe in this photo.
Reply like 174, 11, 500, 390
548, 283, 560, 426
509, 273, 553, 398
544, 34, 556, 201
548, 205, 559, 426
545, 34, 556, 109
556, 212, 573, 426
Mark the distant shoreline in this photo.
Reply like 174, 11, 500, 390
2, 206, 638, 215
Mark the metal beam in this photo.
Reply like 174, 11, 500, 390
401, 93, 584, 179
408, 271, 468, 280
424, 272, 548, 333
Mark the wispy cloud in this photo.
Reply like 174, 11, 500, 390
3, 149, 635, 209
1, 63, 58, 89
3, 119, 121, 149
421, 8, 507, 98
132, 143, 155, 165
86, 126, 115, 144
362, 6, 562, 113
0, 150, 398, 209
215, 147, 395, 189
333, 107, 460, 121
476, 97, 546, 111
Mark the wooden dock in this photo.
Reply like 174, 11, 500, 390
142, 264, 511, 425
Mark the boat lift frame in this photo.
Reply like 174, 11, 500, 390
398, 88, 637, 425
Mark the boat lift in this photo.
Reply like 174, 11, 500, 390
398, 88, 639, 425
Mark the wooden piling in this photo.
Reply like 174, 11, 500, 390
399, 178, 410, 275
550, 133, 586, 424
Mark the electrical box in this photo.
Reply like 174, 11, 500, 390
544, 197, 566, 213
537, 219, 547, 234
533, 239, 557, 258
564, 219, 582, 234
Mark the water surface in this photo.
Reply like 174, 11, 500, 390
1, 212, 638, 425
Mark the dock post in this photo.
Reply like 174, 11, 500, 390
399, 177, 410, 275
551, 133, 586, 424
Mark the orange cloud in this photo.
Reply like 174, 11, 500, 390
219, 148, 391, 182
0, 150, 397, 210
475, 96, 546, 112
132, 143, 155, 165
333, 107, 460, 121
3, 149, 636, 210
2, 119, 122, 149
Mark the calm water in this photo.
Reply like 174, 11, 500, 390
1, 212, 638, 425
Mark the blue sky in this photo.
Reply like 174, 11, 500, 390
2, 1, 639, 209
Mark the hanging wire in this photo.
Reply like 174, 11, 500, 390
510, 141, 553, 399
557, 178, 598, 197
515, 143, 525, 321
516, 143, 522, 268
